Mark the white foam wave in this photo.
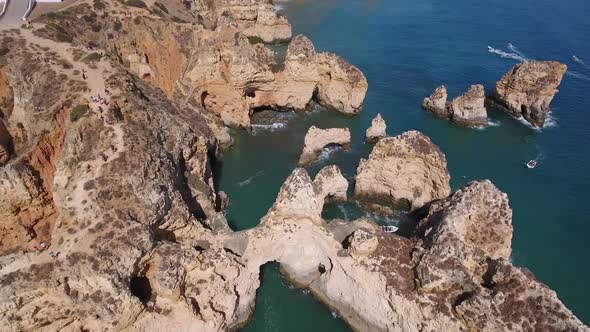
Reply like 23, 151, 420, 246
513, 111, 557, 130
316, 145, 343, 163
251, 122, 287, 135
544, 111, 558, 128
273, 0, 289, 11
364, 211, 400, 226
331, 312, 338, 319
487, 46, 527, 62
488, 119, 501, 127
337, 204, 350, 220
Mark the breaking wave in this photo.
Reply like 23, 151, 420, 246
273, 0, 289, 11
251, 122, 288, 135
316, 145, 344, 163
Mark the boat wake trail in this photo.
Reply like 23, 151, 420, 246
237, 171, 265, 187
507, 43, 528, 59
572, 55, 588, 68
487, 44, 529, 62
566, 70, 590, 82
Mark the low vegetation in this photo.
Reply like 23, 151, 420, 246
70, 104, 87, 122
126, 0, 146, 8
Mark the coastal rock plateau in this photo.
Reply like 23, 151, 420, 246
33, 1, 367, 134
354, 130, 451, 212
490, 61, 567, 127
246, 168, 588, 332
365, 113, 387, 142
298, 126, 351, 166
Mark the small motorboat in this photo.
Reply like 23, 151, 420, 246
526, 159, 537, 169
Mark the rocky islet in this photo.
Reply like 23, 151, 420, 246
422, 60, 567, 128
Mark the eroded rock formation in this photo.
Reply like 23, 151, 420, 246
422, 84, 488, 127
244, 168, 588, 332
490, 61, 567, 127
298, 126, 351, 166
354, 130, 451, 212
451, 84, 488, 126
0, 2, 586, 332
194, 0, 292, 43
422, 85, 449, 118
33, 1, 367, 135
365, 113, 387, 142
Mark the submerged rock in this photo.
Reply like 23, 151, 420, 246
422, 85, 449, 118
365, 113, 387, 143
451, 84, 488, 126
354, 130, 451, 212
298, 126, 351, 166
490, 61, 567, 127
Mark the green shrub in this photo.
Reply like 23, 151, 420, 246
83, 52, 102, 62
70, 104, 87, 122
126, 0, 146, 8
93, 0, 106, 10
247, 36, 264, 45
55, 31, 73, 43
113, 21, 123, 32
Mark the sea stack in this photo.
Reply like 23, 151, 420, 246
490, 61, 567, 127
354, 130, 451, 212
422, 85, 488, 127
450, 84, 488, 126
298, 126, 351, 166
365, 113, 387, 142
422, 85, 449, 118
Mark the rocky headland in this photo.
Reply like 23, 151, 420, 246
0, 1, 586, 332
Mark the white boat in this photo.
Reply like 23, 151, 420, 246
526, 160, 537, 169
381, 225, 399, 233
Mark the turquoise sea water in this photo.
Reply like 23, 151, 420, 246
218, 0, 590, 329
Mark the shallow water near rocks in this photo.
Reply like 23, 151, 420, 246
218, 0, 590, 329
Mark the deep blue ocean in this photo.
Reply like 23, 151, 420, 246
216, 0, 590, 329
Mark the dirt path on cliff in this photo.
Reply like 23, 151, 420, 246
0, 27, 127, 273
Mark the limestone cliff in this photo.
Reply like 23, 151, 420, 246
33, 2, 367, 133
0, 1, 585, 332
490, 61, 567, 127
354, 130, 451, 212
